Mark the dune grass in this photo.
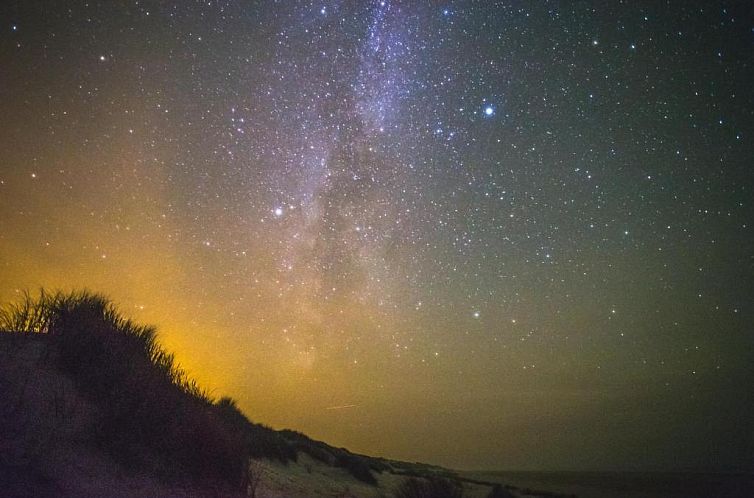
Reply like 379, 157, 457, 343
0, 289, 386, 490
1, 290, 247, 488
1, 290, 541, 497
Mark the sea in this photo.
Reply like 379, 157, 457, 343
463, 471, 754, 498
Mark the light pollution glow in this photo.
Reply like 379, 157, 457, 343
1, 0, 752, 471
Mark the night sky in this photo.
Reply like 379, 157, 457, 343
1, 1, 752, 471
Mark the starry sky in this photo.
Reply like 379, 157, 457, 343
1, 1, 753, 471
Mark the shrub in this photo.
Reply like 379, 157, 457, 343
336, 452, 377, 485
394, 477, 463, 498
487, 484, 516, 498
280, 430, 378, 484
215, 396, 297, 463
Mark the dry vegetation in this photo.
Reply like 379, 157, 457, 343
0, 290, 553, 498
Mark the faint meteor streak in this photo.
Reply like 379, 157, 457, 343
325, 404, 359, 411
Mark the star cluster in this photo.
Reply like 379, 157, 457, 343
0, 1, 752, 471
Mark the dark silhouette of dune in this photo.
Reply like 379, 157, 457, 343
1, 290, 535, 498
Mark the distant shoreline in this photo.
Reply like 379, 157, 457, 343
461, 470, 754, 498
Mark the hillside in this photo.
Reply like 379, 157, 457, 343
0, 291, 565, 498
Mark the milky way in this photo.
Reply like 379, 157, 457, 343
1, 1, 752, 470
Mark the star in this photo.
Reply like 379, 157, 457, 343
1, 0, 749, 474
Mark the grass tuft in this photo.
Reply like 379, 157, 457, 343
1, 290, 247, 488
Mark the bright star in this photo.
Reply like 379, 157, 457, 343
484, 105, 494, 116
274, 207, 283, 217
